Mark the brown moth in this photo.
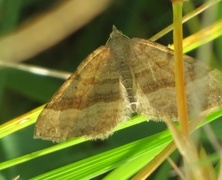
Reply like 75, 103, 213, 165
34, 26, 222, 142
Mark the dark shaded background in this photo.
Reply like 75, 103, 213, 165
0, 0, 222, 179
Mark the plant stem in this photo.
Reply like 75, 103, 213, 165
172, 0, 189, 136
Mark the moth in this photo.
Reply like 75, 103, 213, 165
34, 26, 222, 142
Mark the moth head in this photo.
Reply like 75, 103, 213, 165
106, 25, 129, 44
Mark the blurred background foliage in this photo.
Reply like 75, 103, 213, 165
0, 0, 222, 179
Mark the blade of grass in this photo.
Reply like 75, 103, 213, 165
149, 0, 220, 41
30, 130, 173, 180
30, 107, 222, 179
173, 0, 189, 135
